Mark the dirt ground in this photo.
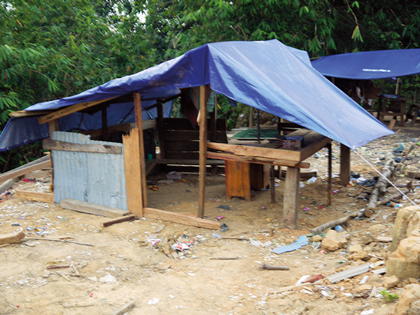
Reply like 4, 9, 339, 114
1, 126, 420, 315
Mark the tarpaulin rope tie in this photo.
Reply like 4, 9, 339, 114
353, 149, 420, 210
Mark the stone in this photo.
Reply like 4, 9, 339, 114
391, 206, 419, 251
348, 251, 369, 261
383, 275, 399, 289
321, 230, 347, 252
312, 235, 322, 242
387, 237, 420, 279
367, 224, 387, 237
355, 284, 372, 292
360, 233, 375, 245
348, 244, 363, 253
393, 284, 420, 315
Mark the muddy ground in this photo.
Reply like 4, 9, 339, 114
1, 127, 420, 315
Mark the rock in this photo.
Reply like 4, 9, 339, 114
321, 230, 347, 252
355, 284, 372, 292
348, 251, 369, 261
384, 275, 399, 289
348, 244, 363, 253
394, 284, 420, 315
360, 233, 375, 245
387, 236, 420, 279
312, 235, 322, 242
391, 206, 419, 252
368, 224, 387, 237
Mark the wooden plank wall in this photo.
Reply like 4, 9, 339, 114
163, 118, 227, 160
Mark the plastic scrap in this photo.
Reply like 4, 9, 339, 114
335, 225, 344, 232
307, 177, 317, 184
216, 216, 225, 220
360, 309, 374, 315
272, 235, 308, 254
148, 298, 159, 305
99, 274, 117, 283
219, 223, 229, 232
217, 205, 231, 210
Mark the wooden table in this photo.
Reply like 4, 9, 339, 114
207, 129, 351, 228
377, 95, 406, 126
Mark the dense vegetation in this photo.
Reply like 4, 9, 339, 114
1, 0, 420, 170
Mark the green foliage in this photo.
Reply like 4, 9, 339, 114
380, 290, 399, 302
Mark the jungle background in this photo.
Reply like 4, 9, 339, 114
1, 0, 420, 170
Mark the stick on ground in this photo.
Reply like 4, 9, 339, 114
310, 212, 358, 234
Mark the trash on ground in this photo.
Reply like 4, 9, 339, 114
272, 235, 308, 254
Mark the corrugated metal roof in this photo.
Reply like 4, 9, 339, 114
52, 132, 127, 210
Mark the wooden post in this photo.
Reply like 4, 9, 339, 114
327, 143, 332, 206
198, 85, 209, 218
270, 165, 276, 203
134, 93, 148, 208
340, 144, 351, 186
156, 102, 166, 159
210, 93, 218, 175
283, 167, 300, 229
123, 128, 143, 217
48, 120, 59, 192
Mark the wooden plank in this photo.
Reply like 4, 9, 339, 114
206, 151, 310, 168
134, 93, 148, 208
43, 139, 122, 154
15, 190, 54, 203
38, 96, 119, 124
10, 110, 53, 118
0, 231, 25, 245
60, 199, 130, 218
340, 144, 351, 186
207, 142, 301, 161
300, 134, 331, 160
283, 167, 300, 229
225, 161, 251, 201
0, 156, 51, 183
123, 128, 143, 217
198, 85, 209, 218
49, 120, 59, 137
102, 214, 137, 227
327, 142, 332, 206
144, 207, 220, 230
155, 158, 224, 165
157, 103, 166, 159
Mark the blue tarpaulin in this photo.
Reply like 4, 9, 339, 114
312, 49, 420, 80
0, 40, 393, 150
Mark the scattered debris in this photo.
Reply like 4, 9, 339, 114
311, 211, 359, 234
272, 235, 308, 254
111, 301, 136, 315
102, 214, 137, 227
260, 264, 289, 270
326, 263, 371, 283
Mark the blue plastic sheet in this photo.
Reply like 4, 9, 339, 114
272, 235, 308, 254
0, 40, 393, 151
312, 49, 420, 80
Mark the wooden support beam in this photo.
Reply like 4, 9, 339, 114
49, 120, 59, 137
102, 214, 137, 227
206, 151, 310, 168
144, 207, 220, 230
134, 92, 148, 208
327, 143, 332, 206
0, 156, 51, 183
198, 85, 209, 218
340, 144, 351, 186
157, 103, 166, 159
38, 96, 119, 124
60, 199, 130, 218
101, 107, 108, 141
122, 128, 143, 217
10, 110, 53, 118
283, 167, 300, 229
14, 190, 54, 203
0, 231, 25, 245
43, 139, 122, 154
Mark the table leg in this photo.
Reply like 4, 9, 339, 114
283, 166, 300, 229
270, 165, 275, 203
340, 144, 350, 186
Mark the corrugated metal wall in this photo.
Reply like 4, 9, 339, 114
52, 132, 127, 209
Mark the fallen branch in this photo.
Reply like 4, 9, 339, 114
112, 301, 135, 315
376, 189, 408, 205
210, 257, 240, 260
46, 265, 70, 270
261, 264, 289, 270
102, 214, 137, 227
310, 211, 358, 234
367, 152, 395, 209
24, 237, 94, 246
392, 135, 420, 178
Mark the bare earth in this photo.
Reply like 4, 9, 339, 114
1, 127, 420, 315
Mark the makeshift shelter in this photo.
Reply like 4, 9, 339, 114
0, 40, 393, 229
312, 49, 420, 125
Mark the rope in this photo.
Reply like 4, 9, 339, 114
353, 149, 420, 209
